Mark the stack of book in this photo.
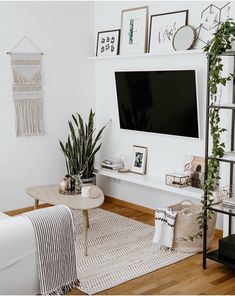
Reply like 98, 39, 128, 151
101, 158, 123, 170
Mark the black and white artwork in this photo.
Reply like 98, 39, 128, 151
96, 29, 120, 56
134, 152, 143, 168
148, 10, 188, 53
131, 145, 147, 175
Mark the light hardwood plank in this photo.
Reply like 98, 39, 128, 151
5, 203, 50, 216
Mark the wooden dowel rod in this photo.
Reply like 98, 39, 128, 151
6, 52, 44, 55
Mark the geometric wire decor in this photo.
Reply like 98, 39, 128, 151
194, 2, 231, 49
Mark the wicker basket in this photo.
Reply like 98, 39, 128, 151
169, 200, 217, 253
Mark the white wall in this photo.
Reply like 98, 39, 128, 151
94, 1, 235, 229
0, 1, 94, 212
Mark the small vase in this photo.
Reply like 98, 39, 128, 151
69, 177, 76, 192
60, 177, 68, 192
74, 174, 82, 193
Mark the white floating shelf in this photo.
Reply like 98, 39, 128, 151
95, 168, 203, 200
88, 49, 204, 60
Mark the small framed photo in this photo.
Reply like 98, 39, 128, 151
131, 145, 147, 175
190, 156, 205, 189
96, 29, 120, 56
121, 6, 148, 55
149, 10, 188, 53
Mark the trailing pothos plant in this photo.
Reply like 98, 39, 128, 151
190, 19, 235, 241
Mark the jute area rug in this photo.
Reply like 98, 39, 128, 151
73, 208, 194, 295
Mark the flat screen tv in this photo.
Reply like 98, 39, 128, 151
115, 70, 199, 138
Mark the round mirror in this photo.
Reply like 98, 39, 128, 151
172, 25, 195, 51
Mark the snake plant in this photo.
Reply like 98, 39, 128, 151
59, 109, 106, 179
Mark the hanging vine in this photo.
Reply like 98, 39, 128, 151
190, 19, 235, 241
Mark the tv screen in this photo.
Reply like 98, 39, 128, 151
115, 70, 199, 138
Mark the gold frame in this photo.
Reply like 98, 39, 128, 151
120, 6, 149, 54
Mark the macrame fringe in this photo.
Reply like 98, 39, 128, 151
10, 53, 44, 137
48, 279, 80, 295
13, 69, 41, 84
14, 98, 44, 136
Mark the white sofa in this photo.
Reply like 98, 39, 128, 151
0, 212, 40, 295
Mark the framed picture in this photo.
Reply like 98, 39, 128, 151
190, 156, 205, 189
96, 29, 120, 56
131, 145, 147, 175
120, 6, 148, 55
148, 10, 188, 53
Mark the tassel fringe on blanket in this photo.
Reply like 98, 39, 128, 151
11, 53, 44, 136
22, 205, 79, 295
47, 279, 80, 295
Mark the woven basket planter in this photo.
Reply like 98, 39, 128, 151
169, 200, 217, 253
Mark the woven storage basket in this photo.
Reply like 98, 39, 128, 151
169, 200, 217, 253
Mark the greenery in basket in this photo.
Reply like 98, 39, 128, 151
59, 109, 107, 180
190, 19, 235, 241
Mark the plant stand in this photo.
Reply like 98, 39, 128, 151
203, 51, 235, 269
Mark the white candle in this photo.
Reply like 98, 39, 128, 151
82, 186, 90, 198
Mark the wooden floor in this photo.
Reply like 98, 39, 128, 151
71, 201, 235, 295
8, 200, 235, 295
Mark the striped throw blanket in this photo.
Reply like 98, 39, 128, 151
23, 205, 79, 295
153, 208, 177, 249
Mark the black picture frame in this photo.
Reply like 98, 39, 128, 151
148, 10, 188, 53
96, 29, 121, 56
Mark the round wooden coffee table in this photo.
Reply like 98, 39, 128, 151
26, 184, 104, 256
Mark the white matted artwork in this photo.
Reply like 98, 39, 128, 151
149, 10, 188, 53
131, 145, 147, 175
120, 6, 148, 55
96, 29, 120, 56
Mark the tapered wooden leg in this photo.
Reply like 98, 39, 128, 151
86, 212, 89, 229
83, 210, 88, 256
34, 199, 39, 210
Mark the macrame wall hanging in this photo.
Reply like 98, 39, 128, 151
7, 36, 44, 137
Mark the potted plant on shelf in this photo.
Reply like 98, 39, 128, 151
191, 19, 235, 241
59, 109, 107, 187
